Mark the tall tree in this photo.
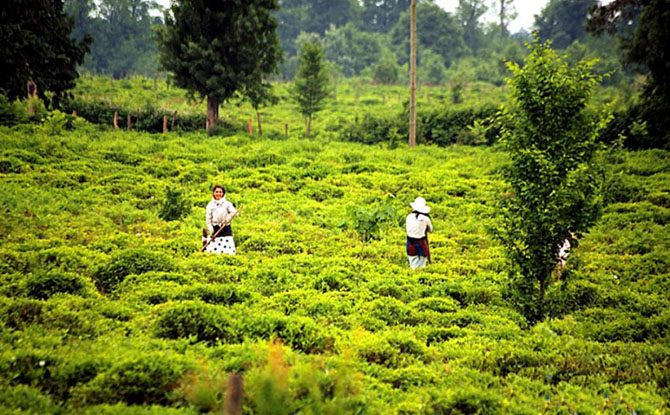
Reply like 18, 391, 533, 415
292, 37, 330, 138
243, 81, 277, 136
497, 0, 517, 37
456, 0, 488, 53
65, 0, 162, 78
534, 0, 596, 49
0, 0, 90, 105
275, 0, 360, 57
391, 2, 467, 68
157, 0, 282, 131
588, 0, 670, 147
360, 0, 411, 33
495, 39, 608, 322
323, 23, 384, 77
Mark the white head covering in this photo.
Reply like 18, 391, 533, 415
410, 197, 431, 214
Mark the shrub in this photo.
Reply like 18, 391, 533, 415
431, 386, 503, 415
0, 94, 22, 125
180, 284, 251, 306
25, 271, 90, 299
72, 353, 191, 406
153, 301, 234, 344
93, 249, 177, 293
0, 385, 61, 414
1, 298, 44, 329
0, 156, 29, 173
158, 186, 191, 221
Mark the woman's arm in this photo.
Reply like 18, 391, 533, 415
205, 202, 214, 234
424, 216, 433, 233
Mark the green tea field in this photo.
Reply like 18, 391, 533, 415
1, 116, 668, 413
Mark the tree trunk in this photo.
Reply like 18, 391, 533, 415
256, 110, 263, 136
409, 0, 417, 147
306, 115, 312, 138
539, 275, 547, 320
206, 96, 219, 131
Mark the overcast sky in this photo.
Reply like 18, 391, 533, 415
435, 0, 548, 33
154, 0, 613, 35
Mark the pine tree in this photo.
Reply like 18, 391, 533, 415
157, 0, 282, 131
0, 0, 90, 105
292, 38, 330, 138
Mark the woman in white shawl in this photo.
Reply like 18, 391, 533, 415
204, 184, 238, 255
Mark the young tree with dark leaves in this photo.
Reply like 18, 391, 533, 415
0, 0, 90, 106
495, 39, 609, 323
292, 38, 330, 138
157, 0, 282, 131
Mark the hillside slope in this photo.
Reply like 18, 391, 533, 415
0, 126, 668, 413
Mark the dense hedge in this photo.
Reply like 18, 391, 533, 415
340, 105, 500, 147
60, 99, 239, 135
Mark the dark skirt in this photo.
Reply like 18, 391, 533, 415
212, 224, 233, 238
406, 236, 429, 258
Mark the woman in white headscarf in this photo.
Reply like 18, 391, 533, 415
406, 197, 433, 269
204, 184, 238, 255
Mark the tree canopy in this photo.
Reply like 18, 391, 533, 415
535, 0, 597, 49
157, 0, 282, 128
496, 39, 608, 322
0, 0, 90, 104
65, 0, 161, 78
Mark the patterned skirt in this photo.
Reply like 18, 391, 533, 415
204, 236, 236, 255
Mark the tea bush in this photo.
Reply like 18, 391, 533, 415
0, 80, 668, 413
25, 271, 91, 299
93, 248, 177, 293
71, 353, 191, 406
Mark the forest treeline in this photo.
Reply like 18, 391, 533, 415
63, 0, 627, 87
1, 0, 668, 148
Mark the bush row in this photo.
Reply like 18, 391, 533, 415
59, 99, 239, 135
339, 105, 501, 147
340, 103, 669, 149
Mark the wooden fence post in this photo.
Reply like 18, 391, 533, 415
127, 114, 132, 131
247, 117, 253, 134
113, 112, 119, 129
163, 115, 168, 134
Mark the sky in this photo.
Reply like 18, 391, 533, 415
435, 0, 549, 33
153, 1, 613, 35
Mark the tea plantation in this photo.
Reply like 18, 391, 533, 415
1, 96, 669, 412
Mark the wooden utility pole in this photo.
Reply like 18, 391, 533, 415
409, 0, 417, 147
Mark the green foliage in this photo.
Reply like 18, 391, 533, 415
25, 271, 90, 300
0, 0, 89, 104
158, 186, 191, 222
72, 353, 191, 406
372, 50, 401, 85
65, 0, 160, 78
495, 39, 610, 322
347, 196, 398, 243
153, 301, 233, 344
39, 110, 71, 136
341, 105, 499, 146
292, 37, 331, 137
93, 248, 177, 292
324, 23, 383, 77
157, 0, 281, 124
391, 2, 467, 68
0, 87, 668, 414
535, 0, 595, 49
